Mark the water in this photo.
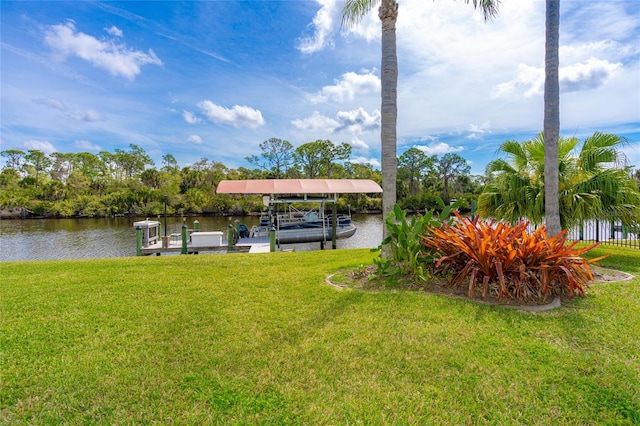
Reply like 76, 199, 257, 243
0, 214, 383, 262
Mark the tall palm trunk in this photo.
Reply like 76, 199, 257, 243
342, 0, 498, 256
543, 0, 561, 235
379, 0, 398, 252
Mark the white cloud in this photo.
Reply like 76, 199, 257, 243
310, 70, 380, 103
466, 121, 492, 140
493, 58, 622, 98
416, 142, 464, 156
296, 0, 337, 54
74, 139, 101, 151
68, 109, 102, 122
33, 97, 67, 110
182, 110, 201, 124
33, 97, 102, 122
44, 21, 162, 80
187, 134, 202, 144
560, 41, 628, 64
560, 58, 622, 93
292, 108, 380, 135
492, 64, 544, 98
23, 140, 55, 154
335, 107, 380, 133
350, 136, 370, 151
292, 111, 339, 133
197, 100, 265, 128
105, 26, 123, 37
350, 156, 381, 168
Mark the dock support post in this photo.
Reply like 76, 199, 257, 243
227, 225, 234, 251
194, 220, 200, 232
181, 224, 188, 254
331, 199, 337, 250
136, 226, 142, 256
270, 227, 276, 252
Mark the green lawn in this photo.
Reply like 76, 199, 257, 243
2, 246, 639, 425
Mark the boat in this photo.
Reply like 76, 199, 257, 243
247, 206, 357, 244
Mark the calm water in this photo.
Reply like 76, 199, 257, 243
0, 214, 383, 262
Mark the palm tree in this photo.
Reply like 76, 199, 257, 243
478, 132, 640, 230
543, 0, 561, 235
342, 0, 499, 252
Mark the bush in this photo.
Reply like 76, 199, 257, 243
373, 199, 457, 282
422, 213, 607, 301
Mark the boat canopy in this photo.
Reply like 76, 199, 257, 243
216, 179, 382, 195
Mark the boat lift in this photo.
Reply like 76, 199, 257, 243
216, 179, 383, 250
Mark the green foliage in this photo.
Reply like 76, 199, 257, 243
0, 138, 479, 218
398, 193, 442, 212
479, 131, 640, 229
423, 213, 607, 301
373, 199, 458, 281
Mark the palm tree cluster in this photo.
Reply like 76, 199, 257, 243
478, 132, 640, 230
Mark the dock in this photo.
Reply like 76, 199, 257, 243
139, 236, 272, 256
135, 219, 275, 256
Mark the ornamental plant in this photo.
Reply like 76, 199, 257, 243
373, 199, 458, 282
421, 212, 608, 301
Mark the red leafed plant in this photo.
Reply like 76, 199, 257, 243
421, 212, 608, 301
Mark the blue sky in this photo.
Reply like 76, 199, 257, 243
1, 0, 639, 175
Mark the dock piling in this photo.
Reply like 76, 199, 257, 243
269, 227, 276, 252
136, 226, 142, 256
181, 224, 188, 254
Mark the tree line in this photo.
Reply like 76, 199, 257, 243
0, 138, 483, 219
2, 132, 638, 228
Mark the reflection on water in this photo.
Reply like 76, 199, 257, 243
0, 214, 383, 261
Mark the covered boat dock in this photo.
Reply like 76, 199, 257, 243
216, 178, 382, 250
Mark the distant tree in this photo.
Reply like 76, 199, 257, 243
66, 170, 92, 196
179, 167, 205, 194
245, 138, 294, 178
23, 150, 52, 188
191, 157, 209, 171
162, 154, 178, 172
398, 148, 436, 197
140, 168, 162, 189
49, 152, 72, 182
436, 153, 470, 204
41, 180, 67, 201
294, 140, 324, 178
114, 144, 154, 180
99, 151, 118, 179
1, 149, 26, 171
321, 140, 352, 178
73, 152, 104, 181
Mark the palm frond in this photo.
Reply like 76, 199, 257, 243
579, 132, 625, 171
342, 0, 379, 27
466, 0, 501, 21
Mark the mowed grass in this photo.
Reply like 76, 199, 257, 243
1, 246, 639, 425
